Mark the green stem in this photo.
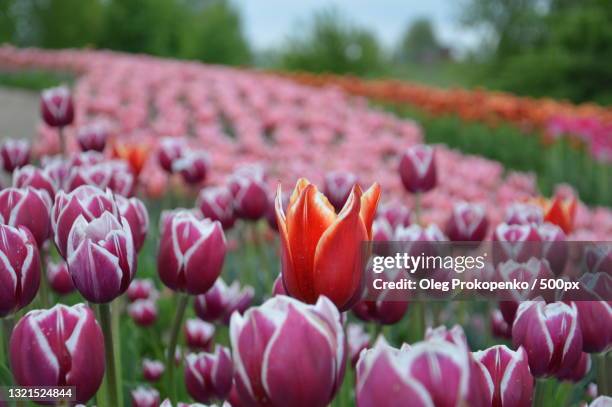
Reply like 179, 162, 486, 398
1, 317, 14, 369
414, 192, 422, 225
111, 300, 124, 405
97, 303, 119, 407
39, 251, 50, 308
533, 379, 547, 407
597, 352, 611, 396
166, 294, 189, 403
58, 126, 66, 156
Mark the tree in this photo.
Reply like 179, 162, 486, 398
396, 18, 442, 64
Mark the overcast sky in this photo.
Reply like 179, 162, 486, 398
232, 0, 483, 54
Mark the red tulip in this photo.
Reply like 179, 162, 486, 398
111, 140, 150, 176
505, 203, 543, 226
323, 170, 359, 211
533, 195, 577, 234
77, 122, 109, 152
197, 186, 236, 229
66, 211, 136, 303
185, 318, 215, 351
445, 201, 488, 241
131, 386, 160, 407
40, 86, 74, 127
398, 144, 437, 193
128, 299, 158, 327
275, 178, 380, 310
230, 296, 345, 407
142, 358, 165, 382
173, 151, 210, 184
46, 259, 74, 295
194, 278, 254, 325
158, 137, 186, 173
512, 301, 582, 377
0, 224, 41, 317
127, 278, 157, 302
10, 304, 104, 404
347, 323, 370, 366
12, 164, 57, 199
0, 187, 52, 246
0, 138, 30, 173
185, 346, 233, 403
157, 211, 226, 294
229, 165, 269, 220
117, 195, 150, 252
474, 345, 534, 407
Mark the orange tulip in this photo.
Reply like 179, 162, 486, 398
275, 178, 380, 310
532, 195, 577, 234
112, 140, 150, 176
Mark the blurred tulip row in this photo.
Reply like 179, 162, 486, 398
282, 71, 612, 163
0, 45, 609, 407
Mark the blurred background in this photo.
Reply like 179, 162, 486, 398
1, 0, 611, 104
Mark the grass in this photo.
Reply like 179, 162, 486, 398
0, 69, 73, 90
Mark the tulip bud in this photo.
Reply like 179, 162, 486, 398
52, 185, 118, 258
399, 144, 436, 193
157, 211, 226, 295
372, 218, 394, 243
266, 191, 289, 231
66, 161, 135, 197
194, 278, 254, 325
352, 299, 409, 325
127, 278, 157, 302
185, 319, 215, 351
505, 203, 544, 226
589, 396, 612, 407
556, 352, 591, 382
66, 211, 136, 303
46, 259, 74, 295
197, 186, 236, 229
0, 225, 41, 317
272, 273, 286, 296
1, 138, 30, 173
69, 151, 106, 168
347, 323, 370, 366
445, 201, 488, 241
131, 386, 160, 407
512, 301, 582, 377
572, 273, 612, 353
128, 299, 158, 327
158, 137, 186, 173
117, 195, 149, 252
230, 296, 345, 407
41, 154, 71, 188
77, 123, 108, 152
0, 187, 52, 247
584, 244, 611, 274
173, 151, 210, 184
490, 309, 512, 339
537, 223, 567, 275
377, 201, 412, 229
474, 345, 533, 407
40, 86, 74, 127
10, 304, 104, 404
13, 165, 57, 200
229, 166, 269, 220
142, 359, 165, 382
492, 223, 541, 265
275, 178, 380, 310
323, 171, 359, 211
185, 346, 233, 403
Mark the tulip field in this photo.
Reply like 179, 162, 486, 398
0, 46, 610, 407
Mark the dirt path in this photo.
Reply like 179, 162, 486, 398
0, 87, 39, 140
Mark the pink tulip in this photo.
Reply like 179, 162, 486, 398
77, 122, 109, 152
157, 211, 226, 294
492, 223, 541, 265
1, 138, 31, 173
352, 298, 409, 325
537, 222, 567, 275
272, 273, 286, 295
185, 346, 233, 403
347, 323, 370, 366
490, 309, 512, 339
372, 218, 394, 243
0, 187, 52, 246
572, 273, 612, 353
40, 86, 74, 127
173, 151, 210, 184
377, 201, 412, 229
474, 345, 533, 407
197, 186, 236, 229
589, 396, 612, 406
142, 359, 165, 382
12, 164, 57, 199
445, 201, 488, 241
230, 295, 345, 407
158, 137, 186, 173
185, 319, 215, 351
556, 352, 592, 382
584, 244, 611, 274
505, 203, 543, 226
128, 299, 158, 327
46, 259, 74, 295
398, 144, 437, 193
131, 386, 160, 407
117, 195, 150, 252
41, 154, 71, 188
127, 278, 157, 302
66, 161, 135, 197
228, 167, 269, 220
512, 301, 582, 377
10, 304, 104, 404
323, 170, 359, 211
194, 278, 254, 325
66, 211, 136, 303
52, 185, 118, 258
0, 224, 41, 317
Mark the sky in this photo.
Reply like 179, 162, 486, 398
232, 0, 484, 55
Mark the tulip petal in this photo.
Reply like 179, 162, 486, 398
359, 183, 381, 239
68, 240, 122, 303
